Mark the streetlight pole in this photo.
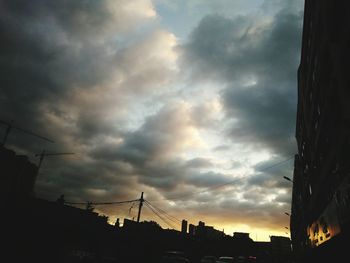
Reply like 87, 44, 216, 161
283, 176, 294, 183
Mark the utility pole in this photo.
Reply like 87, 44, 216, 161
137, 192, 144, 223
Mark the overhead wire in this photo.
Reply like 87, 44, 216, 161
65, 199, 136, 221
145, 202, 177, 229
62, 156, 295, 229
145, 200, 181, 224
63, 156, 294, 206
144, 202, 177, 229
150, 155, 295, 203
64, 198, 139, 206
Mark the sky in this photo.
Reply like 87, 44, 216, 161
0, 0, 304, 241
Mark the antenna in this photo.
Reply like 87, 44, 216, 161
0, 119, 54, 146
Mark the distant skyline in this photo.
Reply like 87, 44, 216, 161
0, 0, 304, 241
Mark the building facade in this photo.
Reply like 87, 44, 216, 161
1, 146, 38, 198
292, 0, 350, 260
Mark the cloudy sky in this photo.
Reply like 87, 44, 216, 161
0, 0, 304, 241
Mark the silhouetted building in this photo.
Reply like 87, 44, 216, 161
254, 241, 272, 261
254, 236, 292, 262
181, 219, 188, 234
189, 224, 196, 236
5, 197, 118, 262
270, 236, 292, 261
123, 218, 162, 233
205, 225, 225, 240
292, 0, 350, 261
233, 232, 250, 240
193, 221, 224, 240
1, 146, 38, 198
196, 221, 206, 238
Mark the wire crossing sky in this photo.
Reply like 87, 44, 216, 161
0, 0, 304, 241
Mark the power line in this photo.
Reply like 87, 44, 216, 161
144, 202, 171, 226
65, 199, 139, 206
150, 155, 295, 202
144, 202, 177, 229
126, 202, 136, 220
145, 200, 181, 224
0, 119, 54, 146
62, 156, 294, 227
146, 201, 181, 224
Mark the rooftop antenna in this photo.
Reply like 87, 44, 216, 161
0, 119, 54, 146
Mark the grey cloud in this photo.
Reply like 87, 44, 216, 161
212, 145, 231, 152
248, 157, 294, 188
0, 0, 176, 204
223, 85, 297, 156
185, 157, 213, 169
89, 103, 232, 194
35, 154, 138, 202
0, 0, 169, 147
186, 171, 235, 188
182, 6, 303, 157
274, 193, 292, 205
115, 103, 196, 164
261, 0, 304, 14
241, 184, 290, 206
88, 103, 195, 192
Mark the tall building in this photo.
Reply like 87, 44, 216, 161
188, 224, 196, 236
292, 0, 350, 260
181, 219, 188, 234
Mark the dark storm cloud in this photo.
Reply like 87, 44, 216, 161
0, 0, 118, 109
35, 151, 139, 202
182, 6, 303, 157
0, 0, 177, 204
0, 0, 166, 145
0, 12, 97, 148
